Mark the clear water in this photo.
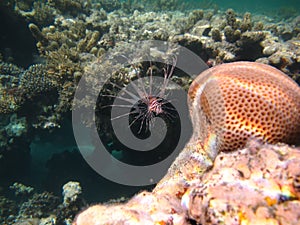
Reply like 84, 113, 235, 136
204, 0, 300, 13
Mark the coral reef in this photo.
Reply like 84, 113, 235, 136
0, 1, 300, 223
0, 181, 86, 224
9, 183, 34, 197
47, 0, 89, 16
73, 61, 300, 224
1, 3, 299, 125
73, 143, 300, 225
16, 192, 60, 220
188, 61, 300, 154
62, 181, 82, 206
0, 62, 24, 114
19, 64, 58, 98
0, 196, 18, 224
182, 142, 300, 225
0, 62, 24, 77
0, 113, 30, 186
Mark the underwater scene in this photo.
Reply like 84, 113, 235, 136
0, 0, 300, 224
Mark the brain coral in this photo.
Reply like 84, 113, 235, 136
188, 61, 300, 152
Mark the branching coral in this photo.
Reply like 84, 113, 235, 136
48, 0, 88, 16
0, 62, 24, 77
0, 62, 24, 113
19, 64, 58, 98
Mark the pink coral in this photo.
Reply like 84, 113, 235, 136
182, 141, 300, 224
73, 143, 300, 225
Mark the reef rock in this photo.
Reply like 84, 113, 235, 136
182, 141, 300, 225
73, 142, 300, 225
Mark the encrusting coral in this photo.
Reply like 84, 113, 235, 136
73, 142, 300, 225
181, 142, 300, 225
73, 62, 300, 224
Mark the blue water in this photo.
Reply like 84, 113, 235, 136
206, 0, 300, 13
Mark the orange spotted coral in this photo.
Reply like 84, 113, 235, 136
188, 61, 300, 153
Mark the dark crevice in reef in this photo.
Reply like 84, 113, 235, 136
18, 90, 60, 122
288, 62, 300, 85
0, 5, 38, 68
45, 148, 151, 202
0, 140, 31, 186
237, 43, 264, 61
0, 112, 149, 203
187, 219, 199, 225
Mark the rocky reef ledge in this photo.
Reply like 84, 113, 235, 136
74, 141, 300, 225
